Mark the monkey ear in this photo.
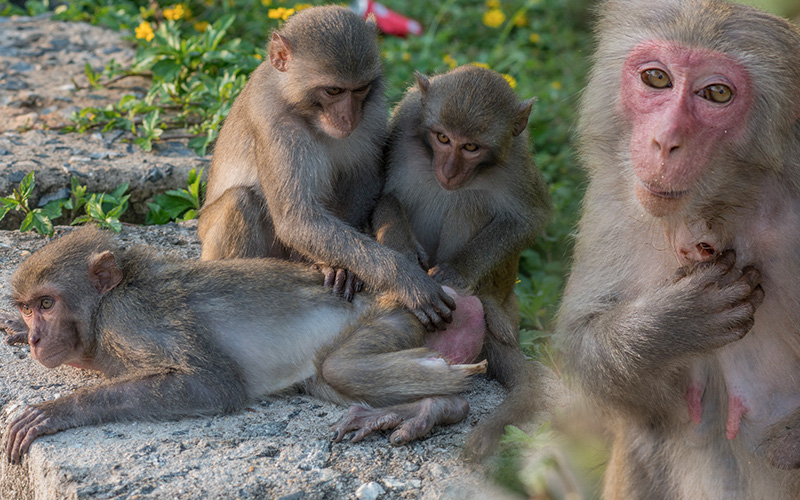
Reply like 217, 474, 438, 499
512, 98, 536, 136
88, 251, 123, 294
365, 13, 378, 32
269, 32, 292, 72
415, 72, 430, 94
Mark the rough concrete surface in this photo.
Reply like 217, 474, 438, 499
0, 14, 536, 500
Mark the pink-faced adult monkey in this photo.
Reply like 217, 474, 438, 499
198, 5, 455, 330
557, 0, 800, 497
1, 227, 487, 464
373, 65, 552, 459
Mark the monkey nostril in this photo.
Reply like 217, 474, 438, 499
29, 335, 40, 346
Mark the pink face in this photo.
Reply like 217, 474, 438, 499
619, 40, 753, 217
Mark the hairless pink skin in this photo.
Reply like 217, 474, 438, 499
619, 40, 753, 217
424, 286, 486, 364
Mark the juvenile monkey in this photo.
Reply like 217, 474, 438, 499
370, 65, 552, 459
198, 5, 455, 329
557, 0, 800, 497
1, 227, 487, 464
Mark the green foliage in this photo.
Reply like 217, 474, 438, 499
0, 172, 58, 236
0, 174, 130, 236
146, 167, 205, 224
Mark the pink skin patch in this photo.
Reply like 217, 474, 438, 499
619, 40, 753, 217
686, 381, 704, 425
424, 286, 486, 364
726, 394, 749, 440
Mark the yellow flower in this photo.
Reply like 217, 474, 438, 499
471, 62, 490, 69
163, 4, 185, 21
486, 0, 501, 8
529, 33, 541, 44
135, 21, 155, 42
194, 21, 209, 32
294, 3, 312, 10
502, 73, 517, 89
443, 54, 458, 69
513, 13, 528, 27
402, 52, 411, 62
268, 7, 295, 20
254, 53, 263, 60
261, 0, 272, 5
483, 8, 505, 28
551, 81, 562, 91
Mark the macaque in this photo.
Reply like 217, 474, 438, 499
557, 0, 800, 497
1, 227, 488, 464
197, 5, 455, 330
372, 65, 552, 459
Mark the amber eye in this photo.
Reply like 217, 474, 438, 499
463, 143, 479, 152
436, 133, 450, 144
41, 297, 54, 310
699, 84, 733, 104
325, 87, 343, 96
21, 305, 32, 316
641, 69, 671, 89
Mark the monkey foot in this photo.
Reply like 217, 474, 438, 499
331, 395, 470, 446
452, 359, 488, 376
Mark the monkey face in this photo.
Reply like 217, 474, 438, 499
316, 84, 372, 139
619, 40, 753, 217
17, 292, 82, 369
428, 129, 488, 191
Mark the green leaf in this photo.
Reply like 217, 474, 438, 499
30, 211, 54, 237
18, 171, 35, 200
19, 211, 34, 232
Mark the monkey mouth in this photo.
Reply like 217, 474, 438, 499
638, 180, 688, 200
33, 347, 68, 368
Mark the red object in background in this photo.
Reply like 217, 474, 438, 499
351, 0, 423, 37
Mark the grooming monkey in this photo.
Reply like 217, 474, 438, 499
198, 5, 455, 329
557, 0, 800, 497
1, 227, 488, 464
372, 65, 552, 459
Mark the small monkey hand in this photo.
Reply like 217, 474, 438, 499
0, 311, 28, 345
397, 270, 457, 331
5, 403, 60, 464
313, 264, 364, 302
664, 249, 764, 351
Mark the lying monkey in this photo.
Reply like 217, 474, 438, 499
2, 226, 487, 463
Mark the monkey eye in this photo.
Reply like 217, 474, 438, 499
325, 87, 343, 96
698, 84, 733, 104
436, 133, 450, 144
20, 304, 32, 316
641, 69, 671, 89
40, 297, 54, 310
354, 84, 370, 94
463, 143, 479, 152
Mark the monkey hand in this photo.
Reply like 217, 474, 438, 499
0, 311, 28, 345
313, 264, 364, 302
666, 249, 764, 351
397, 270, 457, 331
429, 263, 470, 294
5, 403, 60, 464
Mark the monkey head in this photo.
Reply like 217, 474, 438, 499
268, 6, 383, 139
619, 40, 753, 217
584, 0, 800, 220
415, 65, 534, 191
10, 228, 122, 369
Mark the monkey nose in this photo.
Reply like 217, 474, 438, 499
29, 334, 40, 346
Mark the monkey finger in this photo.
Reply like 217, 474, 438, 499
738, 266, 762, 290
354, 278, 364, 293
5, 333, 27, 345
342, 272, 358, 302
332, 268, 348, 296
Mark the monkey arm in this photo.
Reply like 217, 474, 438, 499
259, 150, 455, 330
5, 368, 247, 463
557, 249, 763, 422
372, 194, 429, 269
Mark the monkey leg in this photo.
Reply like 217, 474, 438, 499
316, 308, 486, 408
758, 406, 800, 469
462, 297, 544, 461
331, 394, 470, 446
198, 186, 289, 260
